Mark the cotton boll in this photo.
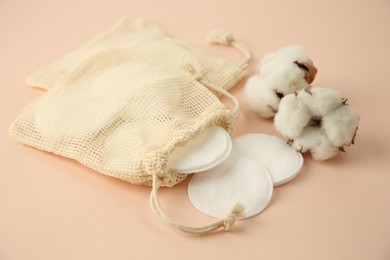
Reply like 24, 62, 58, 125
259, 45, 316, 87
310, 138, 340, 160
260, 45, 311, 73
265, 62, 310, 94
298, 87, 343, 117
258, 51, 277, 73
322, 105, 360, 147
259, 46, 313, 94
292, 127, 339, 160
277, 45, 312, 61
291, 126, 323, 153
274, 84, 360, 160
276, 45, 315, 84
244, 75, 280, 118
246, 45, 318, 119
274, 94, 311, 138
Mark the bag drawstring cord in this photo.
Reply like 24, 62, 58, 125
206, 31, 251, 118
183, 31, 250, 118
149, 173, 245, 235
206, 84, 240, 118
206, 31, 251, 70
149, 32, 250, 235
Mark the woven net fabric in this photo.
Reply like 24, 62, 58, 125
9, 19, 248, 188
26, 18, 246, 93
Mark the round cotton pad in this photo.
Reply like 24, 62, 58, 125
233, 134, 303, 186
167, 126, 232, 174
188, 156, 273, 219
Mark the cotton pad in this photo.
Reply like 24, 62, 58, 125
167, 126, 232, 174
233, 134, 303, 186
188, 156, 273, 219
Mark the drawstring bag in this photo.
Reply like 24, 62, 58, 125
9, 18, 250, 235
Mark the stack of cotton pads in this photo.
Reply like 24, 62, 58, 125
168, 126, 303, 219
167, 126, 233, 174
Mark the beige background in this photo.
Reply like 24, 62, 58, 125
1, 0, 390, 259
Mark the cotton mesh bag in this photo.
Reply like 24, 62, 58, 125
9, 18, 250, 235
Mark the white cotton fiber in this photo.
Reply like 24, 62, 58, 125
269, 66, 308, 95
244, 45, 317, 118
260, 45, 310, 72
244, 43, 361, 160
274, 94, 311, 139
298, 87, 343, 117
274, 85, 360, 160
292, 127, 340, 160
258, 51, 277, 73
244, 75, 280, 118
322, 105, 360, 147
259, 46, 313, 91
310, 141, 340, 161
276, 45, 312, 62
291, 126, 322, 153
